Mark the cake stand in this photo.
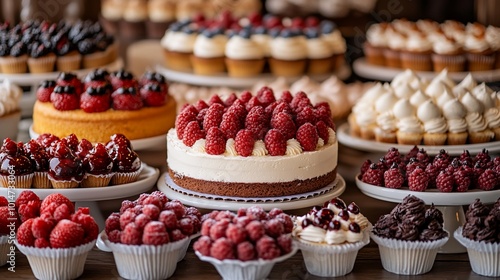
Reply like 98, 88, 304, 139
157, 173, 346, 211
355, 175, 500, 253
353, 57, 500, 82
0, 163, 159, 230
155, 64, 351, 88
337, 123, 500, 156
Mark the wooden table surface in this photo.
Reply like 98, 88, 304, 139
1, 140, 493, 279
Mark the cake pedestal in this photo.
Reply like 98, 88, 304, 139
157, 173, 346, 211
355, 175, 500, 253
0, 164, 159, 231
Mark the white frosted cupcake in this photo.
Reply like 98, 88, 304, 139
225, 29, 265, 77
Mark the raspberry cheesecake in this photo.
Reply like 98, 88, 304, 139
167, 87, 338, 197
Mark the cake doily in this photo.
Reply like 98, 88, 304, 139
164, 173, 339, 203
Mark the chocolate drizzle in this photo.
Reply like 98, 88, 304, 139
462, 198, 500, 243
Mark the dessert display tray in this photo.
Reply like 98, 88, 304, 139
353, 57, 500, 82
28, 124, 166, 151
157, 173, 346, 211
355, 174, 500, 253
337, 123, 500, 156
156, 64, 351, 88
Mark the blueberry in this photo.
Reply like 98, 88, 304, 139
304, 27, 319, 39
268, 27, 281, 38
182, 25, 196, 35
320, 20, 336, 34
238, 28, 251, 39
253, 25, 267, 35
169, 22, 183, 32
279, 28, 294, 38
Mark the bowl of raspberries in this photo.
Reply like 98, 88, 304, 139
193, 206, 297, 280
101, 191, 202, 280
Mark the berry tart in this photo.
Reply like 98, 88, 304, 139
15, 191, 99, 280
454, 198, 500, 277
371, 195, 449, 275
292, 197, 371, 277
32, 69, 177, 143
193, 206, 296, 280
167, 87, 338, 198
102, 191, 201, 279
359, 147, 500, 192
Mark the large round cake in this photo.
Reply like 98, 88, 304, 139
32, 69, 177, 143
167, 87, 338, 197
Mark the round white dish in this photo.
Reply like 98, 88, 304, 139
28, 124, 166, 151
0, 164, 159, 201
353, 57, 500, 82
156, 64, 351, 88
157, 173, 346, 211
337, 123, 500, 156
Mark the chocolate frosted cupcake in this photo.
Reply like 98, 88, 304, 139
0, 41, 28, 74
27, 41, 56, 73
371, 195, 449, 275
454, 198, 500, 277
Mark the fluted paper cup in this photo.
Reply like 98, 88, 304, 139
178, 233, 200, 262
454, 227, 500, 277
0, 235, 9, 266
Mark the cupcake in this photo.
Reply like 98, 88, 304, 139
485, 25, 500, 69
461, 92, 494, 143
27, 41, 56, 73
225, 29, 265, 77
320, 21, 346, 70
383, 27, 406, 68
15, 193, 98, 280
393, 99, 423, 145
304, 27, 334, 74
100, 0, 126, 35
193, 206, 296, 280
103, 192, 201, 279
417, 100, 448, 145
250, 25, 271, 67
120, 0, 148, 39
0, 79, 22, 143
375, 112, 398, 143
81, 143, 114, 188
176, 0, 204, 21
161, 23, 198, 72
191, 28, 228, 75
363, 23, 388, 66
54, 33, 82, 72
110, 142, 141, 185
0, 41, 28, 74
442, 99, 469, 145
371, 195, 449, 275
431, 36, 465, 72
454, 198, 500, 277
23, 140, 50, 189
47, 141, 84, 189
268, 28, 307, 77
484, 107, 500, 141
146, 0, 176, 39
464, 33, 496, 71
292, 198, 371, 277
0, 138, 34, 188
400, 31, 433, 71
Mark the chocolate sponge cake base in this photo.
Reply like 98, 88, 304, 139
168, 168, 337, 198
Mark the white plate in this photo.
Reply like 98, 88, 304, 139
156, 64, 351, 88
157, 173, 346, 211
353, 57, 500, 82
0, 164, 159, 201
28, 124, 166, 151
337, 123, 500, 156
355, 174, 500, 206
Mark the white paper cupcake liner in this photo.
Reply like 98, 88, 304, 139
0, 235, 9, 266
102, 231, 189, 280
178, 233, 200, 262
15, 240, 96, 280
195, 245, 298, 280
370, 232, 449, 275
111, 166, 142, 185
454, 227, 500, 277
294, 229, 370, 277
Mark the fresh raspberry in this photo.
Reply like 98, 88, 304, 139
272, 101, 293, 118
224, 93, 238, 107
384, 163, 405, 189
201, 218, 216, 236
454, 167, 472, 192
237, 241, 256, 261
296, 106, 316, 128
361, 163, 384, 186
264, 219, 284, 238
186, 207, 202, 220
140, 83, 166, 107
35, 237, 50, 248
36, 80, 56, 102
268, 208, 283, 218
384, 147, 402, 167
425, 163, 440, 188
265, 102, 278, 117
472, 162, 485, 189
264, 129, 287, 156
158, 210, 178, 231
279, 90, 293, 103
227, 101, 247, 123
436, 170, 455, 192
108, 229, 122, 243
239, 90, 253, 103
31, 217, 53, 239
493, 157, 500, 167
210, 237, 235, 260
119, 200, 135, 214
210, 219, 230, 240
314, 102, 332, 124
105, 213, 121, 233
0, 196, 8, 207
204, 127, 226, 155
215, 210, 236, 221
195, 100, 209, 111
16, 190, 40, 209
208, 94, 224, 106
234, 216, 252, 228
256, 87, 276, 106
178, 217, 195, 236
477, 169, 498, 191
290, 91, 310, 110
403, 146, 418, 163
112, 87, 144, 110
245, 221, 265, 241
235, 129, 255, 157
56, 72, 83, 94
142, 195, 163, 208
176, 108, 197, 139
405, 158, 424, 176
169, 228, 187, 242
50, 219, 84, 248
135, 193, 150, 205
416, 148, 430, 165
18, 201, 40, 223
151, 191, 169, 206
203, 103, 225, 131
474, 149, 491, 166
142, 221, 170, 245
163, 201, 186, 219
193, 235, 212, 256
134, 213, 152, 230
121, 223, 142, 245
277, 234, 292, 254
408, 166, 429, 192
205, 210, 220, 220
226, 223, 247, 244
141, 204, 160, 220
270, 112, 296, 140
17, 219, 35, 246
74, 213, 99, 243
119, 210, 137, 230
187, 214, 201, 233
315, 121, 330, 144
246, 206, 268, 221
0, 207, 10, 235
53, 203, 71, 221
40, 193, 74, 215
220, 110, 242, 139
256, 235, 281, 260
359, 159, 372, 176
50, 85, 80, 110
61, 133, 79, 151
275, 213, 293, 233
296, 123, 318, 151
245, 96, 263, 111
39, 202, 58, 217
245, 106, 269, 140
236, 208, 247, 217
433, 149, 451, 170
80, 87, 111, 113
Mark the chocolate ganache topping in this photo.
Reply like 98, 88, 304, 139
462, 198, 500, 243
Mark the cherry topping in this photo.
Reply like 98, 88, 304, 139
1, 138, 18, 156
112, 145, 140, 172
84, 143, 113, 175
348, 222, 361, 233
328, 197, 346, 210
75, 139, 93, 160
315, 208, 334, 223
328, 220, 341, 230
308, 205, 322, 215
301, 218, 313, 228
347, 202, 360, 215
338, 210, 350, 221
61, 134, 79, 151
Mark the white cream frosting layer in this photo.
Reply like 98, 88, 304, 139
162, 31, 197, 53
167, 129, 338, 183
270, 36, 307, 60
306, 38, 333, 59
193, 34, 228, 58
225, 36, 263, 60
0, 80, 21, 117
